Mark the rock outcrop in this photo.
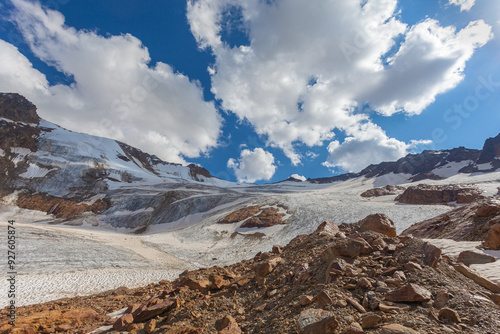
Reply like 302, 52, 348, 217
361, 185, 405, 198
3, 215, 500, 333
402, 198, 500, 245
218, 205, 288, 228
0, 93, 40, 124
395, 184, 484, 204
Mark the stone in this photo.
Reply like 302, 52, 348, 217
439, 308, 461, 323
423, 242, 442, 268
272, 245, 283, 254
332, 239, 367, 258
385, 284, 432, 302
359, 214, 397, 237
316, 290, 333, 307
346, 322, 364, 334
454, 263, 500, 293
299, 295, 314, 306
112, 313, 134, 330
476, 202, 500, 217
403, 262, 422, 271
255, 257, 282, 276
345, 296, 366, 313
185, 277, 211, 293
379, 301, 411, 313
144, 318, 157, 334
297, 309, 338, 334
215, 315, 242, 334
380, 324, 419, 334
485, 224, 500, 250
315, 221, 340, 237
361, 313, 382, 329
210, 274, 230, 290
457, 250, 496, 265
358, 277, 372, 289
396, 184, 483, 205
133, 299, 175, 323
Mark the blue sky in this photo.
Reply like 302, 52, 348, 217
0, 0, 498, 183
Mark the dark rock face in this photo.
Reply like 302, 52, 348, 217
0, 93, 40, 124
188, 163, 213, 181
395, 184, 484, 204
477, 133, 500, 164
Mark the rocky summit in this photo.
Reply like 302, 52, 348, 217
2, 215, 500, 334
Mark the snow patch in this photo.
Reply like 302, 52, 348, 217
19, 164, 55, 178
432, 160, 472, 178
477, 162, 494, 171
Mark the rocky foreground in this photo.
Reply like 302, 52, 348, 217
2, 214, 500, 334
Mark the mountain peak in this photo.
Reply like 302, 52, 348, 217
0, 93, 40, 124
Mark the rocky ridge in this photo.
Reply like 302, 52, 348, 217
395, 184, 484, 204
2, 215, 500, 334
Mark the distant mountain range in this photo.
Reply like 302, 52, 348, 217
0, 92, 499, 231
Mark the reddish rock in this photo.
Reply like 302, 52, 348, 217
458, 250, 496, 265
144, 318, 157, 334
396, 184, 483, 204
315, 290, 333, 307
439, 308, 461, 323
477, 202, 500, 217
423, 242, 442, 268
361, 313, 382, 329
485, 224, 500, 250
215, 315, 242, 334
330, 239, 367, 258
255, 257, 282, 276
185, 277, 211, 293
315, 221, 340, 237
296, 309, 338, 334
299, 295, 314, 306
360, 185, 405, 198
113, 313, 134, 330
454, 263, 500, 293
385, 283, 432, 302
346, 322, 364, 333
380, 324, 418, 334
218, 206, 261, 224
133, 299, 175, 323
359, 214, 397, 237
209, 274, 230, 290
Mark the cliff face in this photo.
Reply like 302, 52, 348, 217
0, 93, 40, 124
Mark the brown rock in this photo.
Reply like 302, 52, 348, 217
210, 274, 230, 290
396, 184, 483, 204
439, 308, 461, 323
385, 283, 432, 302
457, 250, 496, 265
134, 299, 175, 323
454, 263, 500, 293
272, 245, 283, 254
185, 277, 211, 293
379, 301, 411, 313
361, 313, 382, 329
380, 324, 419, 334
359, 213, 397, 237
332, 239, 367, 258
113, 313, 134, 330
218, 206, 261, 224
345, 296, 366, 313
299, 295, 314, 306
423, 242, 442, 268
145, 318, 157, 334
485, 224, 500, 250
315, 221, 340, 236
297, 308, 338, 334
0, 93, 40, 124
476, 201, 500, 217
403, 262, 422, 271
255, 257, 282, 276
215, 315, 242, 334
358, 277, 373, 289
315, 290, 333, 307
346, 322, 364, 334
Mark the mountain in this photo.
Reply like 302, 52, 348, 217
309, 137, 499, 184
0, 93, 242, 230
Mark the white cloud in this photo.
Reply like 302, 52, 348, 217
324, 123, 432, 172
227, 148, 276, 183
448, 0, 475, 11
290, 174, 306, 181
187, 0, 492, 167
0, 0, 222, 164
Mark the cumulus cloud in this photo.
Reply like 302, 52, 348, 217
0, 0, 221, 164
227, 148, 276, 183
448, 0, 476, 11
290, 174, 306, 181
187, 0, 492, 166
324, 123, 432, 172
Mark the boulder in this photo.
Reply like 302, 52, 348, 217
438, 308, 461, 323
297, 309, 338, 334
113, 313, 134, 330
423, 242, 442, 268
454, 263, 500, 293
396, 184, 483, 204
215, 315, 242, 334
133, 299, 175, 323
385, 283, 432, 302
457, 250, 496, 265
477, 201, 500, 217
380, 324, 419, 334
255, 257, 282, 276
315, 221, 340, 237
484, 224, 500, 250
359, 214, 397, 237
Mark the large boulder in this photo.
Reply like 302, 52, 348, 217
485, 224, 500, 250
359, 213, 397, 237
396, 184, 483, 204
